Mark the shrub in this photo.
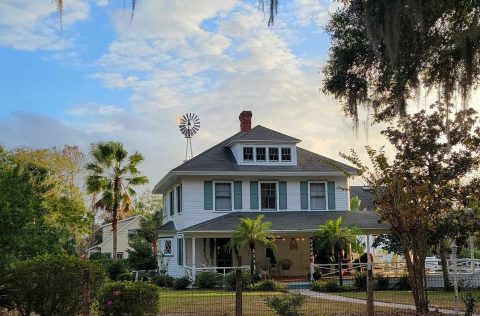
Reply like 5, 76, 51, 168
126, 238, 157, 271
461, 291, 480, 316
97, 281, 160, 316
265, 294, 306, 316
224, 270, 251, 290
117, 272, 134, 281
375, 274, 390, 290
174, 276, 191, 289
89, 252, 110, 260
252, 279, 287, 292
311, 280, 340, 292
106, 260, 128, 281
195, 272, 223, 289
354, 272, 367, 291
153, 274, 175, 288
393, 276, 411, 290
3, 255, 106, 316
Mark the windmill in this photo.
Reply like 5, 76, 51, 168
178, 113, 200, 161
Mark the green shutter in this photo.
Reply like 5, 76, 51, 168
279, 181, 287, 210
250, 181, 259, 210
204, 181, 213, 210
327, 181, 336, 210
300, 181, 308, 209
234, 181, 242, 210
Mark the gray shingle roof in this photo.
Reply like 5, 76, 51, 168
227, 125, 300, 144
170, 126, 357, 174
180, 211, 390, 233
158, 221, 176, 232
350, 186, 376, 211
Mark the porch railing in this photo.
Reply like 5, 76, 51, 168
184, 265, 250, 280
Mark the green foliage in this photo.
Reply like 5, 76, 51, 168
227, 215, 277, 283
195, 272, 223, 289
106, 260, 128, 281
350, 196, 361, 211
265, 294, 306, 316
323, 1, 480, 124
393, 276, 411, 290
224, 270, 251, 290
354, 272, 367, 291
153, 274, 175, 288
311, 280, 351, 293
252, 279, 287, 292
375, 274, 390, 291
97, 281, 160, 316
461, 291, 480, 316
0, 157, 63, 268
86, 142, 149, 259
173, 276, 191, 290
3, 255, 106, 316
89, 252, 110, 260
116, 272, 134, 281
126, 238, 157, 271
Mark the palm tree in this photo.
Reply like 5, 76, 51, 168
86, 141, 148, 261
228, 214, 277, 284
314, 216, 359, 286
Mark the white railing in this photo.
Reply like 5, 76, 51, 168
184, 265, 250, 280
311, 258, 480, 278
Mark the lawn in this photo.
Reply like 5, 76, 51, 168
335, 290, 480, 312
157, 289, 404, 315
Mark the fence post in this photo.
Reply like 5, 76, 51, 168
366, 235, 374, 316
235, 269, 243, 316
83, 268, 90, 316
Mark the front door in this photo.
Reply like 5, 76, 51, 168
216, 238, 232, 268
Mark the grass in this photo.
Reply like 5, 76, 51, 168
157, 288, 403, 315
335, 289, 480, 312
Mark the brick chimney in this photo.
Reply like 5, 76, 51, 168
239, 111, 252, 132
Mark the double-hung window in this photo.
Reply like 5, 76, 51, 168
281, 148, 291, 162
243, 147, 253, 161
215, 183, 232, 211
310, 182, 326, 210
268, 148, 279, 161
260, 182, 277, 210
176, 185, 182, 213
169, 190, 174, 216
256, 147, 266, 161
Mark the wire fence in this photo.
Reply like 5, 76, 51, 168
155, 273, 480, 316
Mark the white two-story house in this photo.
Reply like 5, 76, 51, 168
153, 111, 389, 280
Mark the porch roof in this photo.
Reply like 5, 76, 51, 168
180, 211, 390, 234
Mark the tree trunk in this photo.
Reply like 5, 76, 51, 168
112, 177, 120, 261
250, 244, 256, 284
338, 251, 343, 286
439, 241, 451, 291
403, 236, 429, 315
153, 240, 159, 269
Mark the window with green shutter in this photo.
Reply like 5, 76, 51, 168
279, 181, 287, 209
204, 181, 213, 210
250, 181, 259, 209
300, 181, 308, 209
327, 181, 336, 209
234, 181, 242, 210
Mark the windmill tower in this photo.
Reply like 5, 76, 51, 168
178, 113, 200, 161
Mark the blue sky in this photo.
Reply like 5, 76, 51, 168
0, 0, 387, 187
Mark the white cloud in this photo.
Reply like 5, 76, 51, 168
70, 103, 124, 116
0, 0, 89, 51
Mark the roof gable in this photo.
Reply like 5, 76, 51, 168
226, 125, 300, 145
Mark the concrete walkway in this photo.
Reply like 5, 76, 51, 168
289, 289, 477, 316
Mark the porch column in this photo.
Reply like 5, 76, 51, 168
192, 237, 197, 281
309, 237, 314, 282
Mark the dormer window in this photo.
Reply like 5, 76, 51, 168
281, 148, 291, 162
243, 147, 253, 161
256, 147, 266, 161
268, 147, 279, 161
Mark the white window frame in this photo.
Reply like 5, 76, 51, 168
243, 147, 254, 161
213, 181, 234, 212
160, 238, 173, 257
281, 147, 292, 162
255, 147, 267, 162
308, 181, 328, 211
268, 147, 279, 162
258, 181, 279, 211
